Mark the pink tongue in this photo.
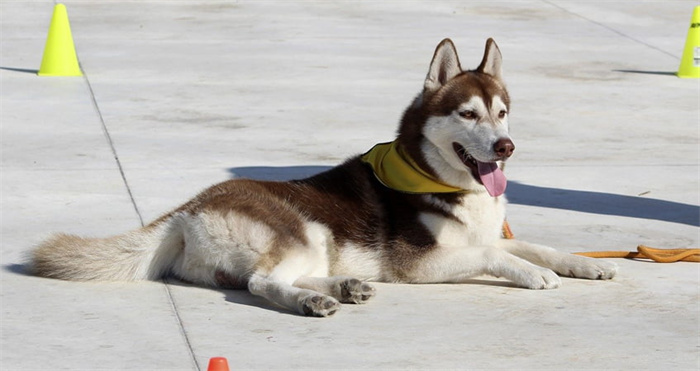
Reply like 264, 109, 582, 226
477, 161, 507, 197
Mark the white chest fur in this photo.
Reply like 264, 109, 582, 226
419, 193, 506, 248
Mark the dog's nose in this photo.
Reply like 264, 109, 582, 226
494, 138, 515, 159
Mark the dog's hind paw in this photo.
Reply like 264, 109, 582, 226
300, 295, 341, 317
339, 278, 376, 304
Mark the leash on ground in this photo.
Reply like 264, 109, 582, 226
501, 221, 700, 263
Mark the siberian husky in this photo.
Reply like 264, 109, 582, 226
30, 39, 617, 317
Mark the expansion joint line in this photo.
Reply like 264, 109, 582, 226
542, 0, 678, 60
163, 278, 203, 371
82, 76, 144, 226
82, 71, 201, 371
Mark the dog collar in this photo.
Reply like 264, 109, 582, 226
361, 141, 465, 194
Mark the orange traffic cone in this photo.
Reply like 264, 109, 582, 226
207, 357, 230, 371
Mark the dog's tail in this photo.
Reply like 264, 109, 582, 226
29, 217, 182, 282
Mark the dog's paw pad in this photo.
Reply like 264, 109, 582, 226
339, 278, 376, 304
301, 295, 341, 317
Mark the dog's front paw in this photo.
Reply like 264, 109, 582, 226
510, 266, 562, 290
559, 257, 618, 280
300, 295, 341, 317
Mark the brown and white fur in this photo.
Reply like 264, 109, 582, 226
30, 39, 617, 317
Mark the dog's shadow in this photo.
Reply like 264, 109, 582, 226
228, 166, 333, 181
228, 165, 699, 226
506, 182, 699, 227
5, 263, 30, 276
5, 262, 298, 314
164, 278, 302, 316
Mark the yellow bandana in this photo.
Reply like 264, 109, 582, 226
360, 141, 464, 194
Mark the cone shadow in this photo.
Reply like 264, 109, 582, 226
613, 69, 677, 76
0, 66, 40, 74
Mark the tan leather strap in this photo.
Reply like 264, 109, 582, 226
502, 220, 515, 240
574, 245, 700, 263
502, 221, 698, 263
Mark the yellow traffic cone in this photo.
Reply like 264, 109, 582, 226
38, 4, 82, 76
677, 6, 700, 78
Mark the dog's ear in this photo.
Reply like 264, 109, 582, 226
424, 38, 462, 93
476, 38, 503, 81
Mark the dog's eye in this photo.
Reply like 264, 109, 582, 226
498, 110, 507, 119
459, 110, 477, 120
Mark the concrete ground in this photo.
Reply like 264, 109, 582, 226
2, 1, 698, 370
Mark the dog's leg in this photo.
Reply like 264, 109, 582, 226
248, 273, 341, 317
246, 220, 347, 316
410, 246, 562, 289
293, 276, 376, 304
497, 239, 618, 280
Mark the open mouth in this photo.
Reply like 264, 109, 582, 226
452, 142, 507, 197
453, 142, 480, 182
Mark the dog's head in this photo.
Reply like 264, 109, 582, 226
399, 38, 513, 196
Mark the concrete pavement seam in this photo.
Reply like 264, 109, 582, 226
82, 72, 201, 371
163, 278, 202, 371
542, 0, 679, 60
83, 73, 145, 227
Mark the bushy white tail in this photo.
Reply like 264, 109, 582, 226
30, 221, 182, 282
